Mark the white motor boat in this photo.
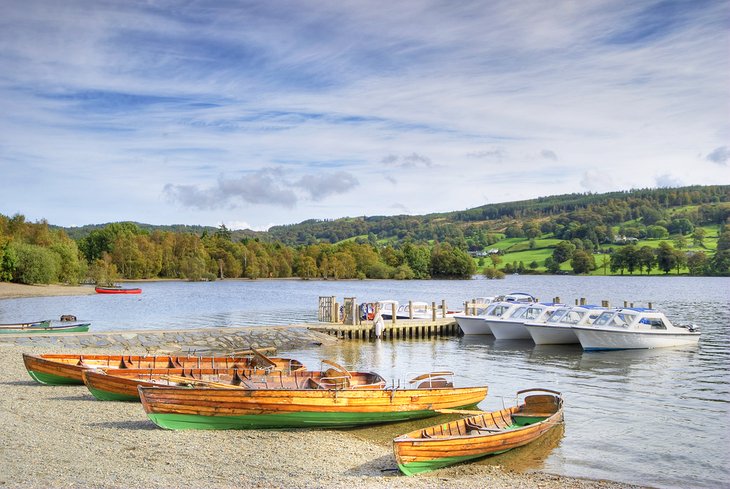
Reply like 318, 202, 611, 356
487, 302, 562, 340
524, 305, 606, 345
572, 307, 700, 351
456, 293, 537, 335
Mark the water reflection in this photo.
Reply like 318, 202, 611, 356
2, 276, 729, 488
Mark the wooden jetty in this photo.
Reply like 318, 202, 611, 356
310, 318, 459, 340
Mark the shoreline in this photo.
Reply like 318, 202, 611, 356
0, 282, 97, 300
1, 344, 649, 489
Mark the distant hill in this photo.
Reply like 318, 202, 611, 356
264, 185, 730, 245
55, 185, 730, 246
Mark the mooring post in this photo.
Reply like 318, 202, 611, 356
334, 302, 340, 323
431, 301, 437, 321
409, 300, 413, 319
441, 300, 447, 318
391, 303, 397, 324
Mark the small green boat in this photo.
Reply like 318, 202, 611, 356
0, 321, 90, 334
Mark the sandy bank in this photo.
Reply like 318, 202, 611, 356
0, 282, 96, 300
0, 345, 648, 489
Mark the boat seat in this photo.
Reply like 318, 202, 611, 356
303, 378, 324, 389
465, 421, 503, 433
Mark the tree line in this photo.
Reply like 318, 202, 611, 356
0, 216, 476, 285
2, 186, 729, 285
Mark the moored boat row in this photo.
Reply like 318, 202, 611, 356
455, 292, 700, 350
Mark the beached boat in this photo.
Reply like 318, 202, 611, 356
83, 362, 387, 401
524, 304, 606, 345
95, 286, 142, 294
393, 388, 564, 475
572, 307, 700, 351
458, 294, 539, 336
138, 370, 488, 430
22, 351, 304, 386
0, 321, 89, 334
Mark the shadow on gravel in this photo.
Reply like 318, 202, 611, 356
345, 454, 401, 478
50, 394, 94, 401
0, 380, 38, 386
85, 420, 159, 431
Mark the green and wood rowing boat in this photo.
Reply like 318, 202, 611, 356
0, 321, 89, 335
138, 369, 488, 430
392, 388, 564, 475
22, 350, 303, 386
83, 363, 386, 402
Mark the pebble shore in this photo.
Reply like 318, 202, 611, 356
0, 344, 651, 489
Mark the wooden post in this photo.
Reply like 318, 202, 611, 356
432, 301, 437, 321
555, 296, 561, 304
464, 301, 469, 316
602, 300, 610, 308
648, 302, 653, 309
623, 301, 628, 307
391, 303, 397, 324
441, 300, 447, 318
409, 300, 414, 319
334, 302, 340, 323
580, 297, 586, 305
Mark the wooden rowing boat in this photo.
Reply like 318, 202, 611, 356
392, 388, 564, 475
95, 286, 142, 294
137, 369, 488, 430
83, 364, 387, 402
22, 350, 304, 386
0, 321, 90, 334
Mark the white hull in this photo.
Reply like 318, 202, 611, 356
525, 324, 579, 345
455, 315, 492, 335
486, 320, 531, 340
573, 327, 700, 350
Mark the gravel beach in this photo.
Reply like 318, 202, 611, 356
0, 344, 650, 489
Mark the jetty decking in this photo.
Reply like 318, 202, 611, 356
309, 318, 459, 340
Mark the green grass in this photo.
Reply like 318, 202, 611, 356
477, 227, 721, 276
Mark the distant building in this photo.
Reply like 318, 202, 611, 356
614, 236, 639, 244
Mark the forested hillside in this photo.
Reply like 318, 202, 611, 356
2, 185, 729, 285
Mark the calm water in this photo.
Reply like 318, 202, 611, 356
1, 276, 728, 488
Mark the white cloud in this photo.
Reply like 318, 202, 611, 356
0, 1, 727, 228
706, 146, 729, 166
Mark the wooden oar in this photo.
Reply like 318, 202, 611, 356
157, 375, 243, 389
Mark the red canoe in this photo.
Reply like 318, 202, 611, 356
95, 286, 142, 294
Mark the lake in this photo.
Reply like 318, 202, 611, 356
1, 275, 728, 488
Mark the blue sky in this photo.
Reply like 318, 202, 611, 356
1, 1, 728, 231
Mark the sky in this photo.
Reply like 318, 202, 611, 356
0, 1, 728, 231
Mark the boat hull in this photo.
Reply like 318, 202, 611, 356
486, 320, 531, 340
525, 324, 579, 345
95, 287, 142, 294
138, 385, 488, 430
23, 353, 302, 385
573, 328, 701, 351
454, 315, 492, 335
82, 367, 379, 402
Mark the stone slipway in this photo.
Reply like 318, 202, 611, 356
0, 323, 337, 353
